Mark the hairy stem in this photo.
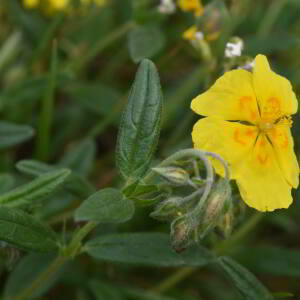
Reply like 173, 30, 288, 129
12, 221, 98, 300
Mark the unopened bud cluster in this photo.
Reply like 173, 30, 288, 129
151, 157, 232, 252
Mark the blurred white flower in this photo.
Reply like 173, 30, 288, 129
158, 0, 176, 14
225, 37, 244, 58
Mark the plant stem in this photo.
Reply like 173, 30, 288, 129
67, 221, 98, 257
12, 221, 98, 300
152, 212, 264, 293
35, 41, 58, 161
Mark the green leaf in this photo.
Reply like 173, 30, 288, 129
59, 139, 96, 176
217, 256, 274, 300
128, 24, 165, 63
238, 246, 300, 277
89, 280, 125, 300
63, 81, 121, 116
0, 121, 34, 149
0, 76, 47, 107
75, 188, 135, 223
0, 169, 70, 207
273, 292, 294, 298
16, 159, 95, 198
4, 253, 62, 299
0, 173, 15, 193
116, 59, 163, 180
121, 286, 177, 300
0, 207, 58, 252
84, 232, 213, 267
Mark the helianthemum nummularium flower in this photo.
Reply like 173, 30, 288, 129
191, 54, 299, 212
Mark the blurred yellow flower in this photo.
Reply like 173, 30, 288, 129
49, 0, 69, 10
191, 54, 299, 212
23, 0, 40, 9
178, 0, 203, 16
94, 0, 107, 5
182, 25, 219, 42
182, 25, 198, 40
80, 0, 107, 5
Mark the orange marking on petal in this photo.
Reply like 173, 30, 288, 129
259, 138, 266, 147
262, 97, 281, 120
234, 129, 246, 145
257, 154, 268, 165
282, 133, 288, 148
250, 110, 257, 120
246, 129, 255, 137
239, 96, 252, 110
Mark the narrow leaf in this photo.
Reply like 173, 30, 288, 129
238, 246, 300, 277
84, 233, 213, 267
75, 188, 135, 223
0, 169, 70, 207
16, 159, 95, 198
116, 59, 163, 180
0, 174, 15, 193
0, 121, 34, 149
63, 81, 121, 116
59, 139, 96, 176
217, 256, 274, 300
89, 280, 125, 300
0, 207, 58, 252
4, 253, 61, 299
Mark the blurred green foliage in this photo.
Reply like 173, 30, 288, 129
0, 0, 300, 299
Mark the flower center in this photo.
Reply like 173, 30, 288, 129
258, 121, 273, 133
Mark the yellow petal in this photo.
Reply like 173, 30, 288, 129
191, 69, 259, 123
23, 0, 40, 8
236, 134, 293, 211
253, 54, 298, 122
267, 124, 299, 188
192, 117, 258, 178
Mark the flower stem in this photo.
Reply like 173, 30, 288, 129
12, 221, 98, 300
152, 212, 264, 293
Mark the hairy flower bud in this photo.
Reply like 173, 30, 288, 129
150, 197, 184, 221
170, 216, 192, 252
152, 167, 190, 185
196, 178, 231, 240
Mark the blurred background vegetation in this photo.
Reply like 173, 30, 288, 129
1, 0, 300, 299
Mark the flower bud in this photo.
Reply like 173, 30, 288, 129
238, 56, 254, 72
217, 209, 234, 238
170, 216, 192, 252
152, 167, 190, 185
150, 197, 184, 221
196, 178, 232, 239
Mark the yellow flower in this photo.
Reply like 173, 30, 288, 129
191, 54, 299, 212
182, 25, 198, 40
178, 0, 204, 16
48, 0, 69, 10
23, 0, 40, 9
80, 0, 107, 5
